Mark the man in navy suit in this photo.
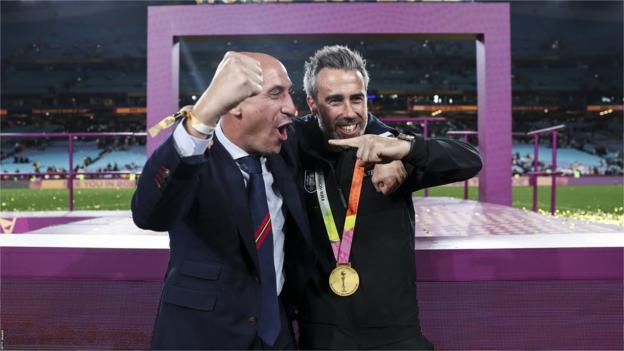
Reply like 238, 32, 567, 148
132, 52, 314, 350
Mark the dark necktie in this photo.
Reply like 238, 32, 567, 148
237, 155, 280, 346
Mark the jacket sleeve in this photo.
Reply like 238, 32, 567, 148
131, 135, 206, 231
402, 134, 483, 192
365, 113, 398, 135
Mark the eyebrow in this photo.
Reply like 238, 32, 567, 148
325, 93, 365, 102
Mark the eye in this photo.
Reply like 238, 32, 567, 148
269, 87, 283, 97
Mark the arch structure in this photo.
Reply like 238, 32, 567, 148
147, 2, 511, 205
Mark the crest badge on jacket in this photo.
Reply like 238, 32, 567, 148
304, 170, 316, 194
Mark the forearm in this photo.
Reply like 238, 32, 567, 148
404, 136, 483, 190
190, 95, 220, 133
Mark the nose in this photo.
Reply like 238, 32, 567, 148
281, 93, 297, 118
343, 101, 356, 117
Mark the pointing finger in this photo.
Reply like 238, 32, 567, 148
328, 137, 362, 148
355, 158, 368, 168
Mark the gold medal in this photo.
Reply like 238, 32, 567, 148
329, 263, 359, 296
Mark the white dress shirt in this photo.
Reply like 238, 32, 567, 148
173, 122, 286, 294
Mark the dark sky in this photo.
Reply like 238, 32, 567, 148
1, 0, 622, 60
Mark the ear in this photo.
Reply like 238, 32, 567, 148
229, 105, 242, 119
306, 95, 318, 115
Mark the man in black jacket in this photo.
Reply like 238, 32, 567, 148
291, 45, 483, 349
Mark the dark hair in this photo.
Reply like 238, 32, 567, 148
303, 45, 369, 100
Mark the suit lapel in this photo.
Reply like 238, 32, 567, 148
211, 138, 259, 271
267, 155, 310, 242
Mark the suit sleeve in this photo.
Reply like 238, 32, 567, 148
402, 134, 483, 192
131, 134, 206, 231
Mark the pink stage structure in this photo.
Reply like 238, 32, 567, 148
1, 200, 622, 349
1, 3, 622, 350
145, 2, 513, 206
526, 124, 566, 214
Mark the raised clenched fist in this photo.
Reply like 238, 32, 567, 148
191, 52, 264, 127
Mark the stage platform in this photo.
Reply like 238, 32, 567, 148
1, 197, 622, 349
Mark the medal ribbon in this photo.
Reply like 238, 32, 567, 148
314, 163, 365, 263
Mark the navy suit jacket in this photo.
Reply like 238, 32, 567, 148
132, 132, 314, 350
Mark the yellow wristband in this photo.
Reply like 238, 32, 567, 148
180, 106, 214, 135
147, 106, 214, 137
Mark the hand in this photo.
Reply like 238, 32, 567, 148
328, 134, 411, 166
191, 52, 263, 126
372, 160, 407, 195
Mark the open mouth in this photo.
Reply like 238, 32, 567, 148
338, 124, 357, 133
276, 123, 290, 141
335, 122, 360, 138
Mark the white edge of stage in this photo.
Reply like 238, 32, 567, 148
1, 232, 623, 250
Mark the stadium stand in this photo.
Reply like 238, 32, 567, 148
1, 1, 621, 181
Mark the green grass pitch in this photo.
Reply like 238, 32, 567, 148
1, 185, 622, 214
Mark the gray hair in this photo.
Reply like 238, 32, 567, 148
303, 45, 370, 101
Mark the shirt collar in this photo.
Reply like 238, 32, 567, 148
215, 121, 249, 161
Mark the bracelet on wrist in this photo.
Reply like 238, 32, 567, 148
396, 133, 416, 157
148, 106, 215, 138
180, 106, 214, 136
